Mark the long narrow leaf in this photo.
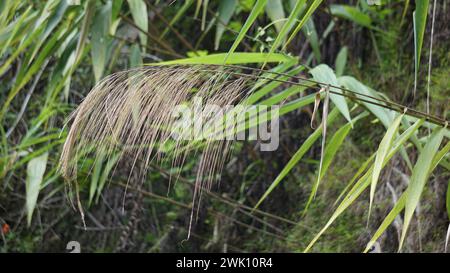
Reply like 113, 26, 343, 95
400, 126, 446, 250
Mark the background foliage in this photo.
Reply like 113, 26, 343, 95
0, 0, 449, 253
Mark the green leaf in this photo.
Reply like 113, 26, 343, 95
338, 76, 393, 128
370, 113, 404, 216
224, 0, 267, 63
400, 126, 445, 250
366, 140, 450, 252
447, 179, 450, 220
264, 0, 285, 33
335, 46, 348, 77
310, 64, 351, 123
26, 152, 48, 226
304, 122, 352, 213
302, 18, 320, 62
305, 119, 423, 252
91, 1, 112, 82
329, 4, 372, 28
264, 0, 305, 66
154, 52, 294, 65
253, 108, 339, 210
129, 43, 142, 68
413, 0, 429, 93
284, 0, 323, 49
89, 153, 105, 206
214, 0, 237, 50
127, 0, 148, 50
364, 192, 406, 253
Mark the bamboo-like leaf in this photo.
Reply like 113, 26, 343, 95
91, 1, 112, 82
413, 0, 429, 94
284, 0, 323, 50
400, 126, 445, 251
310, 64, 351, 123
253, 108, 339, 210
155, 52, 294, 65
304, 122, 352, 213
366, 140, 450, 252
26, 152, 48, 226
338, 76, 393, 128
263, 0, 305, 66
335, 46, 348, 77
364, 192, 406, 253
305, 119, 423, 252
303, 18, 320, 62
264, 0, 285, 33
127, 0, 148, 50
329, 4, 372, 28
223, 0, 267, 63
129, 44, 142, 68
214, 0, 237, 50
370, 113, 404, 217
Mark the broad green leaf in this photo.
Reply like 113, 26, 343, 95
370, 113, 404, 216
26, 152, 48, 226
91, 1, 112, 82
329, 4, 372, 28
413, 0, 429, 93
400, 126, 445, 250
154, 52, 294, 65
338, 76, 393, 128
224, 0, 267, 63
264, 0, 285, 33
127, 0, 148, 50
310, 64, 351, 123
214, 0, 237, 50
335, 46, 348, 77
253, 108, 339, 210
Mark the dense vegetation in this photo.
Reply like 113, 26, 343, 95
0, 0, 449, 253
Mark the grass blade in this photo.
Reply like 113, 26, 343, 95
155, 52, 294, 65
91, 1, 112, 82
264, 0, 285, 33
214, 0, 237, 50
127, 0, 148, 50
370, 113, 404, 218
335, 46, 348, 77
284, 0, 323, 50
413, 0, 429, 94
400, 126, 445, 250
26, 152, 48, 226
263, 0, 305, 67
223, 0, 267, 63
